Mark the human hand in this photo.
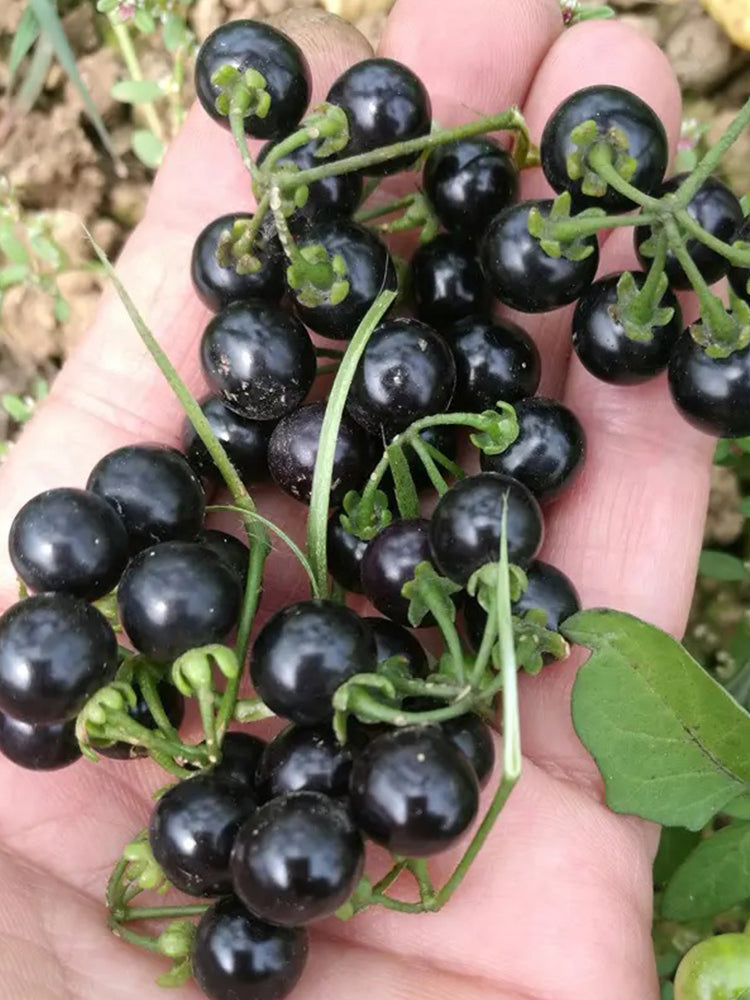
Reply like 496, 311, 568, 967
0, 2, 712, 998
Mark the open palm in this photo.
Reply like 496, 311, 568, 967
0, 1, 713, 997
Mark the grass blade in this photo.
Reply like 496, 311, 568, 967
8, 4, 40, 92
14, 33, 53, 115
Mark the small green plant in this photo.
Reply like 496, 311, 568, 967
0, 377, 48, 459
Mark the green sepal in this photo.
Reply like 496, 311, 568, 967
211, 64, 270, 121
514, 611, 570, 675
156, 958, 192, 990
336, 876, 373, 919
122, 832, 167, 892
690, 294, 750, 358
305, 102, 350, 159
467, 561, 528, 610
401, 561, 462, 628
216, 217, 267, 275
527, 193, 602, 262
171, 645, 238, 697
567, 118, 636, 200
340, 488, 392, 540
615, 270, 675, 344
76, 680, 138, 755
332, 672, 398, 743
468, 403, 519, 455
286, 243, 350, 309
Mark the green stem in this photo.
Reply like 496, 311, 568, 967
196, 689, 218, 763
102, 717, 208, 762
628, 228, 669, 324
664, 217, 736, 344
409, 437, 449, 495
355, 193, 418, 224
240, 191, 271, 253
386, 442, 419, 518
407, 860, 436, 906
372, 860, 406, 894
422, 443, 465, 480
275, 109, 528, 190
306, 289, 398, 597
469, 607, 499, 688
119, 905, 209, 922
419, 580, 465, 684
147, 752, 195, 779
350, 689, 475, 726
234, 697, 276, 723
107, 857, 129, 910
109, 922, 162, 953
229, 111, 261, 189
107, 12, 165, 143
587, 143, 660, 210
135, 667, 179, 740
359, 177, 382, 205
548, 210, 655, 243
673, 95, 750, 208
676, 209, 750, 267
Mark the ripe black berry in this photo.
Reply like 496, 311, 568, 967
232, 791, 363, 925
291, 220, 397, 340
410, 235, 490, 329
256, 724, 352, 801
423, 137, 518, 240
197, 529, 250, 586
572, 272, 683, 384
182, 395, 273, 487
635, 175, 744, 290
363, 616, 428, 677
212, 732, 267, 793
345, 318, 456, 438
192, 897, 308, 1000
0, 594, 117, 724
95, 679, 185, 760
251, 600, 376, 725
481, 201, 599, 313
200, 301, 315, 422
430, 473, 543, 585
481, 397, 586, 502
9, 487, 128, 600
117, 542, 241, 663
191, 212, 284, 312
327, 513, 368, 593
195, 20, 311, 139
257, 139, 363, 223
668, 332, 750, 438
360, 519, 435, 627
268, 402, 372, 506
541, 85, 668, 212
729, 217, 750, 304
87, 444, 205, 553
448, 316, 540, 409
149, 774, 258, 897
350, 726, 479, 857
0, 713, 81, 771
441, 713, 495, 789
326, 58, 431, 175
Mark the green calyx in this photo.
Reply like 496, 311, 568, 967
216, 215, 268, 275
527, 192, 602, 262
377, 192, 441, 243
402, 561, 463, 629
284, 242, 350, 308
211, 64, 271, 121
615, 270, 675, 344
690, 292, 750, 358
567, 123, 637, 198
340, 487, 392, 541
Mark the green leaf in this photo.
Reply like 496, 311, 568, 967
0, 223, 30, 265
653, 826, 701, 888
29, 233, 61, 267
111, 79, 163, 104
714, 439, 732, 464
564, 609, 750, 830
132, 8, 156, 33
662, 822, 750, 920
724, 793, 750, 820
0, 264, 30, 289
27, 0, 118, 161
699, 549, 750, 582
161, 12, 188, 53
8, 5, 40, 92
131, 129, 164, 169
53, 294, 70, 323
2, 394, 32, 423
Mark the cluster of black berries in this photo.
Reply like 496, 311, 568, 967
3, 12, 749, 1000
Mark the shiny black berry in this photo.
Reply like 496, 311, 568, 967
197, 529, 250, 586
363, 616, 428, 676
251, 600, 376, 725
182, 395, 272, 487
410, 235, 490, 329
291, 220, 397, 340
191, 212, 284, 312
481, 397, 585, 502
256, 724, 352, 801
480, 201, 599, 313
257, 139, 363, 223
149, 774, 258, 897
0, 713, 81, 771
423, 137, 518, 240
117, 542, 241, 663
541, 85, 668, 212
9, 487, 128, 601
448, 316, 540, 410
268, 402, 372, 505
441, 713, 495, 788
430, 473, 543, 585
195, 20, 311, 139
635, 175, 743, 290
327, 513, 368, 594
95, 679, 185, 760
0, 594, 117, 724
201, 301, 315, 422
345, 318, 456, 438
192, 897, 308, 1000
729, 217, 750, 304
326, 58, 431, 175
360, 519, 434, 627
350, 726, 479, 857
87, 444, 205, 554
232, 791, 363, 924
668, 331, 750, 438
572, 272, 683, 384
212, 732, 267, 792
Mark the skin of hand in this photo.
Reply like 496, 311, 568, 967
0, 2, 712, 998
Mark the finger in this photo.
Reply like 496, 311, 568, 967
510, 19, 683, 397
0, 13, 372, 603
